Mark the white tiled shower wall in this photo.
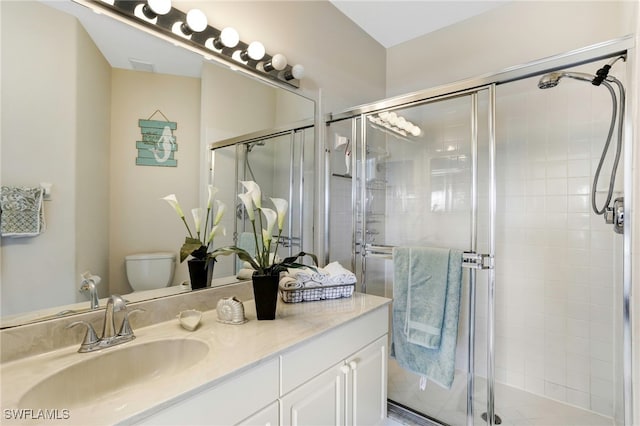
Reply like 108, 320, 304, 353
490, 64, 625, 418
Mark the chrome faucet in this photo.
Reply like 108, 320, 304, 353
79, 272, 101, 310
67, 295, 144, 353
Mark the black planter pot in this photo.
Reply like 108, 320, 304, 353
252, 273, 279, 320
188, 258, 214, 290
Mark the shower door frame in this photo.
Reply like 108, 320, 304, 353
327, 34, 635, 426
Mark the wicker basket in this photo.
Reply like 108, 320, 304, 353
280, 282, 355, 303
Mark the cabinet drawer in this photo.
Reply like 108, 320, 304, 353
280, 306, 388, 395
134, 357, 279, 425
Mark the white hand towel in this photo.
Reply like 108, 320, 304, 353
279, 276, 302, 290
323, 261, 356, 285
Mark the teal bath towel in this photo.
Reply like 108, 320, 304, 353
393, 246, 450, 349
236, 232, 256, 271
391, 247, 463, 389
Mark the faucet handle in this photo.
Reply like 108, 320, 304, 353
118, 308, 145, 337
66, 321, 99, 352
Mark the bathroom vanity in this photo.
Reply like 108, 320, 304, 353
0, 292, 390, 425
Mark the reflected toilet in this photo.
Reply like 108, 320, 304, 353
125, 252, 176, 291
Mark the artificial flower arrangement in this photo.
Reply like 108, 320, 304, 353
209, 180, 317, 276
162, 185, 226, 264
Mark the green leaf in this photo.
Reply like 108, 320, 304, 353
208, 246, 261, 271
180, 237, 204, 263
281, 251, 318, 267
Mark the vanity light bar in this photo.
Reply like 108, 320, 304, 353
86, 0, 302, 88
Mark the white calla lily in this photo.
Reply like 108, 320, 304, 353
238, 192, 255, 221
270, 198, 288, 230
261, 208, 277, 241
191, 208, 203, 234
241, 180, 262, 208
262, 228, 272, 247
162, 194, 184, 218
206, 225, 226, 245
207, 185, 218, 209
214, 200, 226, 225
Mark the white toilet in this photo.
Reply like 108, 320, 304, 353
125, 252, 176, 291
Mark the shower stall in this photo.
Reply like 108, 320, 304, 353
209, 121, 315, 278
326, 37, 633, 426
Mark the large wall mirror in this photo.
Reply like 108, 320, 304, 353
0, 0, 315, 327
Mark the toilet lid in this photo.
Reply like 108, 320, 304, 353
125, 252, 175, 261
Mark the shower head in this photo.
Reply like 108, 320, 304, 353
537, 72, 562, 89
537, 71, 595, 89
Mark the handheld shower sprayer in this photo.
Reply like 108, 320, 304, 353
537, 71, 595, 89
536, 58, 626, 233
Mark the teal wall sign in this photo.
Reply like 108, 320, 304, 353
136, 112, 178, 167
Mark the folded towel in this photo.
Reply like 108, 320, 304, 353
395, 247, 450, 349
390, 247, 463, 389
287, 267, 328, 285
279, 276, 303, 290
236, 268, 255, 280
323, 261, 357, 285
1, 186, 45, 237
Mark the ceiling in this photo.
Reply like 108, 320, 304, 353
329, 0, 509, 48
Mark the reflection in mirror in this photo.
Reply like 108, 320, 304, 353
0, 0, 314, 328
210, 122, 315, 278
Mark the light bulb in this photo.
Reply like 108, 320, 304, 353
387, 112, 398, 125
185, 9, 207, 32
135, 0, 171, 22
284, 64, 305, 81
246, 41, 266, 61
410, 126, 422, 137
147, 0, 171, 16
219, 27, 239, 48
263, 53, 288, 72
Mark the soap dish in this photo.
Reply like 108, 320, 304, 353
177, 309, 202, 331
216, 297, 247, 324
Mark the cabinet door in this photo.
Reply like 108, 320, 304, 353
280, 363, 348, 426
346, 335, 388, 426
236, 401, 278, 426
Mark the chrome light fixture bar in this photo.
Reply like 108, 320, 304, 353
82, 0, 303, 88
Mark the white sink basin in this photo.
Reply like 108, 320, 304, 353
19, 339, 209, 409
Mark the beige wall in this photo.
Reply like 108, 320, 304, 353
387, 1, 634, 97
173, 0, 387, 114
76, 18, 111, 300
109, 70, 201, 295
0, 1, 110, 315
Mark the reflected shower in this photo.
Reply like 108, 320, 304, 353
537, 56, 626, 233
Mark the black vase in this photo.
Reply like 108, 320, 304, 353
188, 258, 214, 290
252, 273, 279, 320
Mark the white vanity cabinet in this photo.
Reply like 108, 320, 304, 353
131, 303, 389, 426
133, 357, 280, 426
280, 307, 388, 426
280, 335, 387, 426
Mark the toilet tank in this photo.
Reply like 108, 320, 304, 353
125, 252, 176, 291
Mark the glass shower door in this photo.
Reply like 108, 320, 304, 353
355, 90, 493, 425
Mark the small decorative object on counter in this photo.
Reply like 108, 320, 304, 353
177, 309, 202, 331
216, 297, 247, 324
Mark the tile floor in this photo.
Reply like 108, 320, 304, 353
388, 362, 614, 426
